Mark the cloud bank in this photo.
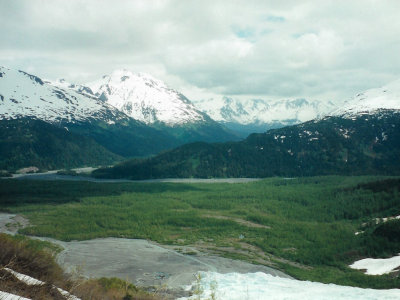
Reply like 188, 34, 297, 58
1, 0, 400, 103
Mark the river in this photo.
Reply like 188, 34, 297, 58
11, 171, 261, 184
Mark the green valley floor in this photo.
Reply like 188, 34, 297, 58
0, 176, 399, 289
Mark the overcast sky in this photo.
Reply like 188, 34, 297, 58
1, 0, 400, 103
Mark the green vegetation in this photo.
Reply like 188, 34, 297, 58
57, 169, 79, 176
0, 116, 239, 172
0, 233, 68, 298
0, 170, 12, 177
1, 176, 400, 289
0, 118, 121, 171
78, 277, 157, 300
94, 114, 400, 179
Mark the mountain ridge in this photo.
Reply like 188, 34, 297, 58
93, 79, 400, 179
331, 78, 400, 117
86, 69, 207, 126
94, 112, 400, 179
193, 96, 338, 136
0, 66, 238, 170
0, 66, 129, 124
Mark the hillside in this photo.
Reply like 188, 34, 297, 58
93, 77, 400, 179
0, 118, 120, 171
0, 66, 128, 123
332, 79, 400, 117
0, 66, 182, 159
93, 112, 400, 179
85, 69, 238, 142
0, 67, 238, 170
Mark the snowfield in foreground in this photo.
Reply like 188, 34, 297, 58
0, 291, 30, 300
180, 272, 400, 300
350, 254, 400, 275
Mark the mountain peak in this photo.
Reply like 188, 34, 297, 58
103, 69, 167, 89
0, 66, 127, 124
332, 78, 400, 117
87, 69, 205, 125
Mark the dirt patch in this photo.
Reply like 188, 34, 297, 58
0, 213, 30, 235
202, 214, 271, 229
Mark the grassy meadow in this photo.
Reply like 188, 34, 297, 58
0, 176, 399, 289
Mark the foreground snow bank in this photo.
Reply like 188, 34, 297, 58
179, 272, 400, 300
0, 291, 31, 300
3, 268, 80, 300
350, 254, 400, 275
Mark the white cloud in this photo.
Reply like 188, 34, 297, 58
0, 0, 400, 103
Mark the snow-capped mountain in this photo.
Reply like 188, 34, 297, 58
0, 66, 127, 124
193, 97, 337, 136
332, 79, 400, 117
86, 69, 206, 126
194, 97, 337, 125
47, 78, 95, 98
0, 66, 237, 165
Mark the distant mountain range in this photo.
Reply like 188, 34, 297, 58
3, 65, 399, 175
94, 79, 400, 179
0, 66, 236, 171
193, 97, 338, 137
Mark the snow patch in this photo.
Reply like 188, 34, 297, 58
4, 268, 44, 286
3, 268, 80, 300
0, 291, 31, 300
179, 271, 400, 300
374, 215, 400, 225
350, 254, 400, 275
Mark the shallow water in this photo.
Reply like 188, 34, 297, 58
11, 172, 261, 183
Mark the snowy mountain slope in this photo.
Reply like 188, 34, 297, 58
332, 79, 400, 117
87, 69, 206, 126
193, 97, 337, 126
0, 66, 128, 124
47, 78, 95, 98
0, 66, 236, 164
0, 66, 183, 160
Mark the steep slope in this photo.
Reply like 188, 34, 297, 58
0, 66, 127, 123
331, 79, 400, 117
94, 80, 400, 179
0, 118, 120, 171
87, 69, 205, 125
86, 69, 238, 142
94, 113, 400, 179
0, 66, 180, 166
193, 97, 337, 136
